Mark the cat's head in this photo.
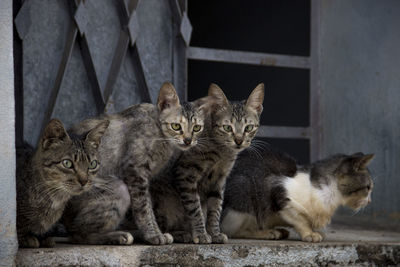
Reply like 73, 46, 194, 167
34, 118, 109, 195
335, 153, 375, 211
208, 83, 264, 151
157, 82, 208, 150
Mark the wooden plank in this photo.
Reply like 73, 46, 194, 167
188, 46, 310, 69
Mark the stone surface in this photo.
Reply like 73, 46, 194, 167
17, 226, 400, 266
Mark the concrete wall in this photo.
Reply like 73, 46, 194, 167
320, 0, 400, 229
0, 0, 18, 265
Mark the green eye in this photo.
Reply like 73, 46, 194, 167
171, 123, 182, 131
245, 125, 254, 132
89, 160, 98, 170
223, 125, 232, 132
193, 125, 202, 132
62, 159, 73, 169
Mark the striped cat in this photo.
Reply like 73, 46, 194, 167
151, 83, 264, 244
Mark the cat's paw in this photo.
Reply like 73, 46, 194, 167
108, 231, 134, 245
171, 231, 192, 243
40, 237, 56, 247
265, 228, 289, 240
192, 232, 212, 244
144, 233, 173, 245
19, 235, 40, 248
211, 233, 228, 244
302, 232, 323, 243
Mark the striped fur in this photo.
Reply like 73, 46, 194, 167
64, 83, 208, 245
151, 83, 264, 244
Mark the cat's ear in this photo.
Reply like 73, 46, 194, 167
41, 119, 69, 149
351, 153, 375, 171
246, 83, 264, 115
157, 82, 180, 112
208, 83, 229, 108
193, 96, 214, 115
85, 120, 110, 149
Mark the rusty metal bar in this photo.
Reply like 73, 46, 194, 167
310, 0, 321, 161
257, 126, 310, 139
188, 47, 311, 69
40, 22, 78, 138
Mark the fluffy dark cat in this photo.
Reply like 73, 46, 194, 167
151, 83, 264, 244
16, 118, 108, 248
221, 149, 374, 242
64, 82, 208, 245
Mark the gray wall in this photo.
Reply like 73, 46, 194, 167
0, 0, 18, 265
320, 0, 400, 229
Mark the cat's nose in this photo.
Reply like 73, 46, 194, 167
234, 138, 243, 145
183, 138, 192, 145
78, 176, 88, 186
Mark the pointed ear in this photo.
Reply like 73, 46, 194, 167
85, 120, 110, 149
157, 82, 180, 112
208, 83, 229, 108
352, 153, 375, 171
41, 119, 69, 149
193, 96, 214, 116
246, 83, 264, 115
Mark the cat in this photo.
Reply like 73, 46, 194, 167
64, 82, 209, 245
221, 149, 374, 242
16, 118, 109, 248
150, 83, 265, 244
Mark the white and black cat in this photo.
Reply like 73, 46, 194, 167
221, 148, 374, 242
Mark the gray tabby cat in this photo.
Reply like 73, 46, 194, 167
17, 118, 108, 248
221, 150, 374, 242
151, 83, 264, 244
64, 82, 208, 245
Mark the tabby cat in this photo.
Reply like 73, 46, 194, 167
64, 82, 208, 245
221, 150, 374, 242
151, 83, 264, 244
16, 118, 108, 248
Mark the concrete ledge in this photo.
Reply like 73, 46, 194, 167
17, 227, 400, 266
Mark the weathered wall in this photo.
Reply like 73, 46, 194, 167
0, 0, 18, 265
320, 0, 400, 229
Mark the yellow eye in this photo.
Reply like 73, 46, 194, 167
171, 123, 182, 131
193, 125, 202, 132
89, 160, 98, 170
223, 125, 232, 132
245, 125, 254, 132
62, 159, 73, 169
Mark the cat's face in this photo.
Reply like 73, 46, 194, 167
208, 83, 264, 151
157, 82, 207, 150
336, 153, 375, 211
35, 119, 109, 195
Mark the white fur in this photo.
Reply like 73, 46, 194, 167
221, 209, 254, 236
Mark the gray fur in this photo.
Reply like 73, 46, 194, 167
151, 83, 265, 244
16, 118, 108, 248
64, 82, 208, 245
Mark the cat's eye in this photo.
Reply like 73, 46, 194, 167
89, 160, 98, 170
62, 159, 73, 169
193, 125, 202, 132
245, 125, 254, 132
171, 123, 181, 131
223, 125, 232, 132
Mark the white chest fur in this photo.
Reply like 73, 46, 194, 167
283, 172, 343, 229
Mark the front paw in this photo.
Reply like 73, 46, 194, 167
19, 235, 40, 248
211, 233, 228, 244
192, 232, 212, 244
144, 233, 173, 245
302, 232, 323, 243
